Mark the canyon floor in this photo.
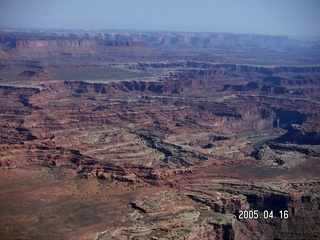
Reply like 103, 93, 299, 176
0, 30, 320, 240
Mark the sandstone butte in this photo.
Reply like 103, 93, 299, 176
0, 30, 319, 240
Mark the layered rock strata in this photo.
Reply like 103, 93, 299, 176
0, 55, 319, 239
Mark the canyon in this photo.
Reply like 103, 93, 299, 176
0, 29, 319, 240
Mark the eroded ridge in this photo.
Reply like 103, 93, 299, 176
0, 30, 319, 240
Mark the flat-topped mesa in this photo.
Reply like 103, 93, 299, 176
6, 39, 153, 60
13, 39, 149, 49
134, 63, 320, 84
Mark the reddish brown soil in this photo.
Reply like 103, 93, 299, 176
0, 31, 320, 239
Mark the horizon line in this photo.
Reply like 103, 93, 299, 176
1, 26, 318, 38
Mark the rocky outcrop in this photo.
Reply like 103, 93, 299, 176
223, 82, 289, 94
274, 124, 320, 145
94, 180, 320, 240
0, 85, 40, 96
65, 80, 185, 94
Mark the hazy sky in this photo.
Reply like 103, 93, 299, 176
1, 0, 319, 36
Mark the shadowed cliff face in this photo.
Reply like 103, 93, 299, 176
273, 109, 307, 128
274, 124, 320, 145
65, 80, 184, 94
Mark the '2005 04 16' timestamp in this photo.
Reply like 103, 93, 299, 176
238, 210, 289, 220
